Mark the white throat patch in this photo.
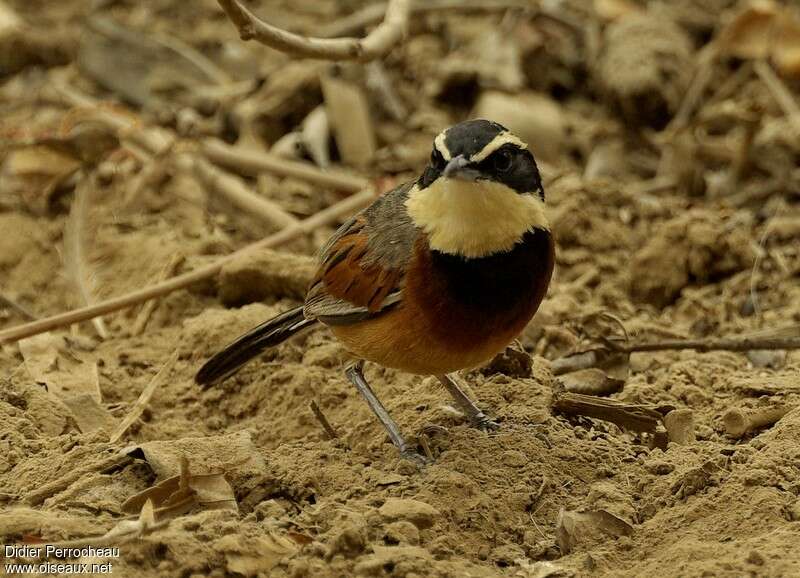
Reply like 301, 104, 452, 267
405, 180, 549, 258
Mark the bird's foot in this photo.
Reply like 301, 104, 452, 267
470, 413, 501, 432
396, 448, 432, 472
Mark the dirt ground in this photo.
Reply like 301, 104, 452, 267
1, 0, 800, 576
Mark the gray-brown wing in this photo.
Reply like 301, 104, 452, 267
303, 182, 419, 325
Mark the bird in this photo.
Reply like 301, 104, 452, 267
196, 119, 555, 460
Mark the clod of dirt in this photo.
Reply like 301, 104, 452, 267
218, 248, 315, 305
595, 11, 693, 128
555, 508, 633, 554
629, 210, 756, 307
480, 345, 533, 378
378, 498, 440, 530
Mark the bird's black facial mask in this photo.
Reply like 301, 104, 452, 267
418, 120, 544, 200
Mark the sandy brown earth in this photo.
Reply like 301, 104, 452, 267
1, 0, 800, 576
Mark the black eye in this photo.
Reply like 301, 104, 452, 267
493, 150, 513, 173
431, 149, 445, 169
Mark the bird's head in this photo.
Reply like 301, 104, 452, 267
405, 119, 549, 259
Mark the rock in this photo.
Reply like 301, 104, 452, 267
472, 91, 565, 163
378, 498, 440, 529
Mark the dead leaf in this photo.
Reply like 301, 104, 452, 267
126, 430, 268, 490
19, 333, 102, 401
717, 1, 800, 78
62, 393, 116, 433
321, 72, 376, 168
594, 0, 640, 21
109, 349, 178, 443
122, 456, 237, 522
1, 145, 80, 213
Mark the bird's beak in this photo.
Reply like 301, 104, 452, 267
443, 155, 481, 181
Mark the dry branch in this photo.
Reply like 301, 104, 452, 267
0, 294, 37, 320
216, 0, 410, 61
186, 154, 299, 229
0, 189, 375, 345
25, 451, 133, 506
315, 0, 530, 38
722, 405, 791, 439
754, 59, 800, 120
202, 139, 367, 192
551, 389, 669, 449
54, 79, 365, 195
131, 255, 185, 336
606, 335, 800, 354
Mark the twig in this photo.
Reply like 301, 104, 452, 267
216, 0, 410, 61
606, 335, 800, 354
366, 61, 407, 121
22, 500, 168, 554
186, 155, 299, 230
149, 31, 232, 86
418, 432, 434, 460
0, 294, 37, 320
309, 400, 338, 440
722, 405, 791, 439
749, 208, 780, 318
668, 45, 718, 132
550, 351, 601, 376
202, 139, 367, 193
123, 141, 175, 207
754, 59, 800, 119
25, 452, 133, 506
109, 350, 179, 444
54, 78, 367, 194
551, 389, 669, 449
550, 349, 628, 377
316, 0, 532, 38
0, 189, 376, 345
131, 255, 185, 336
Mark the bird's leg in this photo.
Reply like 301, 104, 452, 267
436, 374, 499, 431
345, 361, 418, 458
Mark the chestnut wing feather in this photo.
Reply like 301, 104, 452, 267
304, 182, 418, 325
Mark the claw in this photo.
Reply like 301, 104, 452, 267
472, 415, 501, 432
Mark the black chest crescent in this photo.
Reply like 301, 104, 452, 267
409, 229, 555, 345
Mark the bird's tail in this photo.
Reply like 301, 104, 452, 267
195, 306, 316, 386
